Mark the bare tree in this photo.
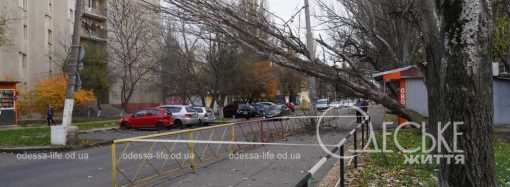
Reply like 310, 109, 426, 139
108, 0, 159, 112
159, 19, 205, 105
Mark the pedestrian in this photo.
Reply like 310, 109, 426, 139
47, 105, 55, 126
97, 105, 102, 118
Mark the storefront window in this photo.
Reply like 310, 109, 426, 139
0, 90, 15, 109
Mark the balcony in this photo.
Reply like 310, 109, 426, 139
82, 7, 107, 21
80, 31, 107, 43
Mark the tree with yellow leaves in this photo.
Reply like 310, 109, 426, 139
18, 75, 96, 115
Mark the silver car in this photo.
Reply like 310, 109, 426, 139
193, 107, 216, 125
160, 105, 200, 128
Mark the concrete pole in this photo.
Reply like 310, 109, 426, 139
52, 0, 82, 145
304, 0, 317, 111
63, 0, 82, 127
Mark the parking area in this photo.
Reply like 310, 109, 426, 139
79, 118, 252, 143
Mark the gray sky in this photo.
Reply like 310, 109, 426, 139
267, 0, 345, 63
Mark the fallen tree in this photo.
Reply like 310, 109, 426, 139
145, 0, 497, 186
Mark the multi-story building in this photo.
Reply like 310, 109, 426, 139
0, 0, 162, 123
0, 0, 76, 90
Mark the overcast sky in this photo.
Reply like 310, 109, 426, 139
267, 0, 345, 63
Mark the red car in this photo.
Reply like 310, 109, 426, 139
120, 108, 173, 130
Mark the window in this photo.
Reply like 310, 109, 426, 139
47, 29, 53, 45
48, 0, 53, 15
19, 52, 27, 69
19, 0, 27, 10
69, 9, 74, 19
49, 56, 53, 76
185, 107, 196, 113
88, 0, 97, 9
193, 107, 205, 113
134, 110, 147, 117
0, 90, 15, 109
164, 107, 182, 113
23, 24, 27, 40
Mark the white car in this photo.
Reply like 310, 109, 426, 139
329, 100, 356, 108
193, 107, 216, 125
315, 99, 329, 111
329, 101, 343, 108
160, 105, 200, 128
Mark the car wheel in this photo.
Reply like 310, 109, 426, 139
175, 120, 184, 129
156, 122, 165, 131
120, 122, 130, 129
199, 119, 207, 126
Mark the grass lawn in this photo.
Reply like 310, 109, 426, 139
0, 120, 118, 147
357, 129, 510, 186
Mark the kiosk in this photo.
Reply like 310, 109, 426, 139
0, 81, 18, 126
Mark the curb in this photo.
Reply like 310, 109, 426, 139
79, 127, 119, 134
0, 140, 113, 153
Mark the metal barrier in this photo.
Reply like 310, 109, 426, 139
111, 116, 336, 187
295, 116, 370, 187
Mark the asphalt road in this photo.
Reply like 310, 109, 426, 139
0, 106, 384, 187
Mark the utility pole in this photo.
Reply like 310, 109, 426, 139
51, 0, 82, 145
304, 0, 317, 111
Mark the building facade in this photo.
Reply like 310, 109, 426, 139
0, 0, 163, 120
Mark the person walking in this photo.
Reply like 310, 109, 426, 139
47, 105, 55, 126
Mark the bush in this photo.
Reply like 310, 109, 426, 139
17, 75, 96, 116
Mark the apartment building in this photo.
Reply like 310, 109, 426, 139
0, 0, 74, 89
0, 0, 163, 120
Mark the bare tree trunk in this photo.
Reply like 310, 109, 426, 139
217, 95, 226, 119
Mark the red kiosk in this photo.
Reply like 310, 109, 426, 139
0, 81, 18, 126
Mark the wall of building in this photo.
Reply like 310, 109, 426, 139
494, 78, 510, 126
0, 0, 74, 91
405, 79, 429, 116
404, 78, 510, 126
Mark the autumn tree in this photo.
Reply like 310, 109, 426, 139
18, 75, 96, 115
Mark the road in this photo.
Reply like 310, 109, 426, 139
0, 106, 384, 187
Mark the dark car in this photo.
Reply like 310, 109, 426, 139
236, 104, 258, 119
119, 108, 173, 130
223, 103, 239, 118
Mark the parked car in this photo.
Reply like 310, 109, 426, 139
252, 103, 268, 117
160, 105, 200, 128
343, 99, 356, 107
329, 101, 343, 108
316, 99, 329, 111
236, 104, 258, 119
223, 103, 239, 118
264, 105, 290, 118
257, 102, 278, 108
119, 108, 173, 130
193, 106, 216, 125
